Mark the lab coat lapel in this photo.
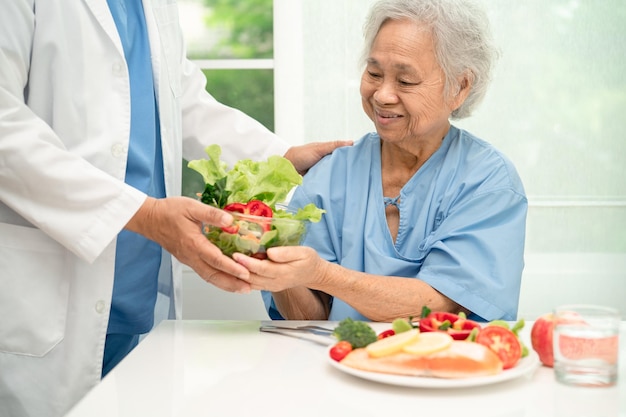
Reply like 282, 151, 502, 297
141, 0, 164, 103
82, 0, 125, 57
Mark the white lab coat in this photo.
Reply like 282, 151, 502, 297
0, 1, 289, 416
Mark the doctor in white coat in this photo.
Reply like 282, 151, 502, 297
0, 1, 346, 416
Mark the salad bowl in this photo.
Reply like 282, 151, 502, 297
203, 209, 309, 259
189, 144, 323, 258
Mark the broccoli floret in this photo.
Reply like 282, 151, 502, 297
333, 318, 378, 348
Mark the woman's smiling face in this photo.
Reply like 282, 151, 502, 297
360, 19, 461, 147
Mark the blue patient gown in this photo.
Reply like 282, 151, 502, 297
263, 126, 527, 322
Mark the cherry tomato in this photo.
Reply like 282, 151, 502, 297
377, 329, 396, 340
475, 325, 522, 369
419, 312, 481, 340
329, 341, 353, 362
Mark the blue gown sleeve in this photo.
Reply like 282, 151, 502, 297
417, 187, 527, 321
261, 290, 285, 320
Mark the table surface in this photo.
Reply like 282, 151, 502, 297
66, 320, 626, 417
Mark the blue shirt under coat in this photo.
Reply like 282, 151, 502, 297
263, 126, 527, 322
107, 0, 166, 335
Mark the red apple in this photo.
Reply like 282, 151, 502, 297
531, 313, 555, 367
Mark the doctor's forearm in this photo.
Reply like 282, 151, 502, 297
124, 197, 157, 238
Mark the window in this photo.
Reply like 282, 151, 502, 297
179, 0, 275, 198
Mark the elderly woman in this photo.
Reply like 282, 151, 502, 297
234, 0, 527, 322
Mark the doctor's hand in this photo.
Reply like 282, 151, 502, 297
284, 140, 352, 175
126, 197, 252, 294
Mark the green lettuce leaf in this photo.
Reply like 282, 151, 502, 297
226, 155, 302, 208
187, 145, 325, 223
187, 144, 228, 186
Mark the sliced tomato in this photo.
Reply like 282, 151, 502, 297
475, 325, 522, 369
221, 224, 240, 234
221, 203, 244, 234
377, 329, 396, 340
222, 200, 273, 233
418, 312, 481, 341
329, 341, 353, 362
225, 200, 273, 217
245, 200, 273, 217
223, 202, 247, 213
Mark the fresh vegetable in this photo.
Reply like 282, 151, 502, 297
466, 327, 480, 342
391, 318, 414, 334
377, 329, 396, 340
222, 200, 273, 233
189, 144, 303, 209
488, 318, 529, 358
333, 318, 378, 349
188, 145, 324, 219
418, 311, 481, 341
224, 200, 273, 218
188, 145, 325, 257
329, 341, 353, 362
201, 213, 308, 258
417, 308, 527, 369
475, 325, 522, 370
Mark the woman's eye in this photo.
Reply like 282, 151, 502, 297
367, 71, 382, 79
399, 80, 417, 86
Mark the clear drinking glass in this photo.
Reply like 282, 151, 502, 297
553, 304, 620, 387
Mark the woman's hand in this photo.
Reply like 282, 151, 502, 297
232, 246, 328, 292
125, 196, 253, 293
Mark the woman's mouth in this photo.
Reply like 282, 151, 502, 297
375, 110, 403, 125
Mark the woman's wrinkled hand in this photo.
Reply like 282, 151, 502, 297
125, 196, 253, 294
232, 246, 328, 292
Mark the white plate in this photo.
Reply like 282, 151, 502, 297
328, 349, 540, 388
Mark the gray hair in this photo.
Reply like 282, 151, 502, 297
360, 0, 499, 119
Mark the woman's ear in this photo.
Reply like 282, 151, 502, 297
450, 71, 472, 111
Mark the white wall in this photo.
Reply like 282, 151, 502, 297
518, 254, 625, 320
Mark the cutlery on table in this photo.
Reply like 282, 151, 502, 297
258, 323, 336, 345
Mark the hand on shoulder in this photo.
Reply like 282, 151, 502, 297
284, 140, 353, 174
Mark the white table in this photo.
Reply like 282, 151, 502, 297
65, 320, 626, 417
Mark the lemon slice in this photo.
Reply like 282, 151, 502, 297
365, 329, 420, 358
403, 331, 453, 355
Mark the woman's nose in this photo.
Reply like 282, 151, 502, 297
373, 82, 399, 104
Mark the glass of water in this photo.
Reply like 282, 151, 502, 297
553, 304, 620, 387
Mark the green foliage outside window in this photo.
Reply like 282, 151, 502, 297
201, 0, 273, 59
181, 69, 275, 198
204, 69, 274, 131
181, 0, 274, 198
